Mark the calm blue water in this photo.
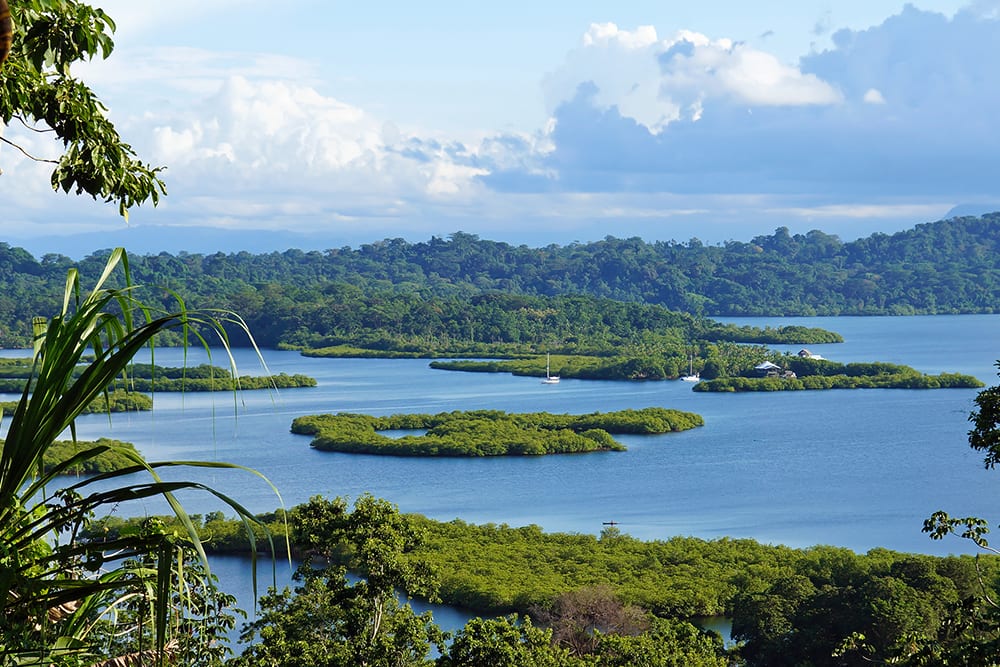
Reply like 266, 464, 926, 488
5, 314, 998, 554
4, 314, 1000, 640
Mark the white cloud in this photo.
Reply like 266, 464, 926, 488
582, 23, 659, 49
658, 35, 843, 109
525, 5, 1000, 212
153, 123, 233, 165
863, 88, 887, 104
144, 75, 493, 203
543, 23, 683, 134
425, 162, 489, 196
6, 3, 997, 249
543, 23, 841, 137
965, 0, 1000, 19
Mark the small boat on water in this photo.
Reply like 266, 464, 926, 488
542, 353, 560, 384
681, 353, 700, 382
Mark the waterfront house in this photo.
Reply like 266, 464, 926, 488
754, 361, 782, 376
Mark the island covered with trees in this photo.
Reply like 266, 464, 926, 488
694, 357, 984, 391
428, 346, 982, 388
291, 407, 703, 456
0, 389, 152, 414
41, 438, 144, 475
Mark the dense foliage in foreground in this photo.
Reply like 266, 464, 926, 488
291, 408, 703, 456
88, 497, 1000, 666
0, 249, 273, 665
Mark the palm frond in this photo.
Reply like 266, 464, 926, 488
0, 248, 281, 664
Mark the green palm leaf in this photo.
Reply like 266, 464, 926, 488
0, 248, 281, 665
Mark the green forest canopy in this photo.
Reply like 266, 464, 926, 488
0, 215, 997, 349
85, 498, 1000, 666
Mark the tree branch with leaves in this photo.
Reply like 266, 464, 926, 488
908, 360, 1000, 663
0, 0, 165, 218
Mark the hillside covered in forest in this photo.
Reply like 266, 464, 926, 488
0, 215, 996, 348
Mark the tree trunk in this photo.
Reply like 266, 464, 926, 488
0, 0, 10, 67
0, 0, 14, 65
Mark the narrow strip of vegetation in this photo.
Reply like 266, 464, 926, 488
0, 389, 152, 414
431, 354, 697, 381
695, 357, 984, 392
0, 358, 316, 392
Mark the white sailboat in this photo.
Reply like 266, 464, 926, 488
681, 353, 700, 382
542, 353, 560, 384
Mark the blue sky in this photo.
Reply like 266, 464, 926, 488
3, 0, 998, 254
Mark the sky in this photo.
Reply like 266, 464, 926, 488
3, 0, 999, 255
